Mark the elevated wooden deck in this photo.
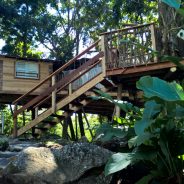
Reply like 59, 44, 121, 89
7, 23, 184, 137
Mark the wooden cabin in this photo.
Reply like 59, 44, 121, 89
0, 55, 54, 104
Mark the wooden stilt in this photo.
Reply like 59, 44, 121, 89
78, 111, 85, 137
68, 116, 76, 141
13, 104, 18, 138
31, 109, 35, 136
82, 108, 93, 139
62, 118, 69, 139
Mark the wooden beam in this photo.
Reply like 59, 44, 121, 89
106, 60, 184, 76
13, 104, 17, 138
78, 111, 85, 137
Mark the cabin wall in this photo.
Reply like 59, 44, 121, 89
1, 58, 53, 94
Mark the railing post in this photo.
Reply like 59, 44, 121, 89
101, 35, 108, 77
150, 24, 157, 62
35, 107, 38, 118
13, 104, 18, 138
52, 75, 56, 113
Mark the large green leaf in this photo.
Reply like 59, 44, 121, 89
162, 0, 181, 9
95, 123, 127, 142
128, 133, 152, 148
105, 153, 133, 176
133, 145, 157, 161
134, 101, 161, 135
137, 76, 184, 102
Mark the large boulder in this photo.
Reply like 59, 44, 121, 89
2, 143, 112, 184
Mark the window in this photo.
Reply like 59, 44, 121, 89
15, 61, 39, 79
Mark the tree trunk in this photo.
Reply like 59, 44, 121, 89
158, 1, 184, 56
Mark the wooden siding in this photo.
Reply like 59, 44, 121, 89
0, 61, 3, 90
1, 57, 53, 94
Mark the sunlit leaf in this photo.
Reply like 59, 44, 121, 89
137, 76, 184, 102
105, 153, 133, 176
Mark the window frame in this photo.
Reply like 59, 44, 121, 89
15, 61, 40, 80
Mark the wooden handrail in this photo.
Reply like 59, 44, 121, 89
33, 59, 102, 109
14, 52, 103, 116
13, 39, 101, 105
100, 23, 155, 36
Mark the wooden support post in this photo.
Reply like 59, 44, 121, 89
68, 116, 76, 141
22, 111, 25, 126
101, 35, 108, 76
13, 104, 18, 138
35, 107, 38, 118
150, 24, 157, 62
62, 118, 69, 139
78, 111, 85, 137
115, 84, 123, 118
9, 104, 14, 116
75, 113, 78, 141
52, 75, 56, 113
31, 109, 35, 136
82, 107, 93, 139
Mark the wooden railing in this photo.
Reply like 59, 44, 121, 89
100, 23, 157, 69
12, 39, 105, 137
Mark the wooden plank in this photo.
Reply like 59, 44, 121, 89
106, 60, 184, 76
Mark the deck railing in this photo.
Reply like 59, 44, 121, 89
100, 23, 157, 69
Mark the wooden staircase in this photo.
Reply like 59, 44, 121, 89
12, 38, 114, 137
12, 23, 157, 137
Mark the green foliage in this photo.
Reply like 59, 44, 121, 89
95, 123, 128, 142
137, 76, 184, 102
105, 76, 184, 183
0, 136, 9, 151
105, 153, 133, 176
